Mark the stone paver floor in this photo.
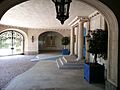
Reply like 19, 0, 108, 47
4, 60, 105, 90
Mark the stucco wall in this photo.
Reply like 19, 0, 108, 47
89, 11, 105, 30
0, 24, 70, 54
27, 28, 70, 54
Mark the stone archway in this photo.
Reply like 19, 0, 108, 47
38, 31, 63, 53
78, 0, 118, 89
0, 0, 119, 89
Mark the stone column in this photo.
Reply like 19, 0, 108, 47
74, 27, 78, 55
76, 21, 84, 61
84, 22, 90, 63
70, 27, 74, 55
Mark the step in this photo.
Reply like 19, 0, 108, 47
56, 59, 83, 69
59, 58, 83, 66
63, 55, 77, 63
56, 59, 62, 69
59, 58, 66, 65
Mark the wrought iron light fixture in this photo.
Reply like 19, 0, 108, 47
52, 0, 72, 24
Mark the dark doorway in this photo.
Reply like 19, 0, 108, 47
38, 31, 63, 53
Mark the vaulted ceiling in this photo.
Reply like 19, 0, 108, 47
0, 0, 96, 29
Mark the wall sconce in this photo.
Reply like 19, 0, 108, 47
32, 36, 34, 42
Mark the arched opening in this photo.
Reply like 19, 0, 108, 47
38, 31, 63, 54
0, 30, 24, 56
79, 0, 118, 88
0, 0, 119, 89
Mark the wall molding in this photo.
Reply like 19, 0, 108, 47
0, 24, 70, 31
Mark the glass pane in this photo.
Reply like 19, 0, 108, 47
12, 31, 23, 54
0, 31, 12, 56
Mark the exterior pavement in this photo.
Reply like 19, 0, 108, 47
0, 55, 37, 89
4, 60, 105, 90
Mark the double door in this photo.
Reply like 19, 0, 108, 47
0, 30, 24, 55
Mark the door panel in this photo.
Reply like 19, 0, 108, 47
0, 31, 12, 55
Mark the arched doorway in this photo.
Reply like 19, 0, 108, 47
0, 30, 24, 56
38, 31, 63, 53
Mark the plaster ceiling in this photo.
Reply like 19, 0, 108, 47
0, 0, 96, 29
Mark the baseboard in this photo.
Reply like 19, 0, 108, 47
24, 51, 38, 55
105, 80, 117, 90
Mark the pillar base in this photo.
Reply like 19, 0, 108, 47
70, 53, 74, 56
105, 80, 118, 90
76, 58, 81, 61
24, 51, 38, 55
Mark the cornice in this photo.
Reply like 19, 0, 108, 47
69, 16, 89, 27
89, 11, 100, 19
0, 23, 70, 31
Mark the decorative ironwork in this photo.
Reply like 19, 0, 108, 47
52, 0, 72, 24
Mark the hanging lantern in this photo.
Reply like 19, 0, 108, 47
52, 0, 72, 24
